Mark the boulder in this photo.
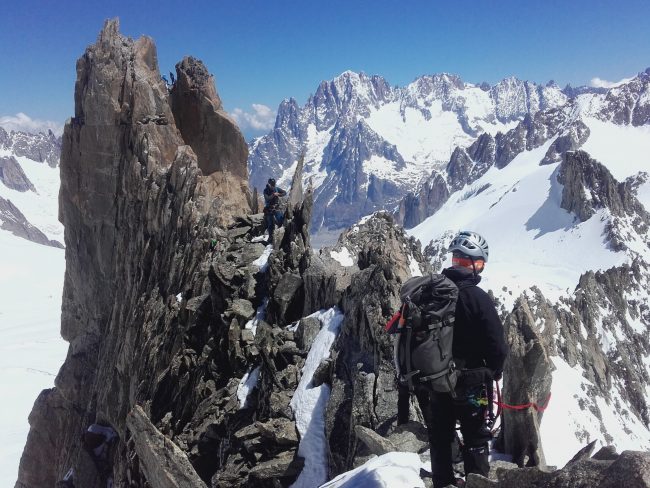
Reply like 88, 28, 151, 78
254, 418, 299, 446
126, 405, 207, 488
229, 299, 255, 322
295, 316, 321, 351
354, 425, 397, 455
600, 451, 650, 488
593, 445, 619, 461
247, 450, 304, 480
0, 196, 62, 247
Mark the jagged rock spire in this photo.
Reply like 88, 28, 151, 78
17, 18, 252, 487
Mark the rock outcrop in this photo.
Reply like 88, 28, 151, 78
397, 172, 449, 229
16, 18, 252, 488
558, 150, 650, 222
466, 449, 650, 488
0, 156, 35, 192
324, 213, 431, 476
0, 127, 61, 167
0, 196, 62, 247
496, 290, 554, 468
170, 56, 249, 181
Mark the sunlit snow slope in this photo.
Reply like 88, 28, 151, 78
0, 232, 66, 487
0, 145, 66, 486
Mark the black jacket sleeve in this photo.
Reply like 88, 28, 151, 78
475, 289, 508, 376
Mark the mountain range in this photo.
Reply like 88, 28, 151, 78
248, 70, 617, 240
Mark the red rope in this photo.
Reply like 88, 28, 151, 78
495, 383, 551, 412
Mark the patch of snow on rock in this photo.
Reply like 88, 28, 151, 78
319, 452, 425, 488
330, 247, 354, 267
244, 298, 268, 337
408, 255, 422, 277
237, 366, 261, 409
290, 308, 344, 488
252, 244, 273, 271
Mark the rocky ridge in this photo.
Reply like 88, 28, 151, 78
0, 196, 62, 247
399, 69, 649, 228
17, 19, 424, 488
0, 126, 61, 168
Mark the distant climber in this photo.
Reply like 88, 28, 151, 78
394, 231, 508, 488
263, 178, 286, 243
81, 423, 118, 487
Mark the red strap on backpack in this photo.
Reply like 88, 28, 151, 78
384, 310, 401, 333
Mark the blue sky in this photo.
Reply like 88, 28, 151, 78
1, 0, 648, 139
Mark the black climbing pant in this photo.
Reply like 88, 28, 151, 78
264, 207, 283, 240
415, 367, 493, 488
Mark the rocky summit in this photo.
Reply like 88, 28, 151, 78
15, 19, 650, 488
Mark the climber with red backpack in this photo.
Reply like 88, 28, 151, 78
388, 231, 508, 488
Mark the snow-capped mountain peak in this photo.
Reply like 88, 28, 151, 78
249, 69, 573, 242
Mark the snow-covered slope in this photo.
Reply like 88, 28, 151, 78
249, 71, 572, 240
0, 128, 63, 246
0, 232, 66, 487
0, 128, 66, 485
407, 69, 650, 467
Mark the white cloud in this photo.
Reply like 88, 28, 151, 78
589, 76, 634, 89
0, 113, 64, 137
230, 104, 276, 132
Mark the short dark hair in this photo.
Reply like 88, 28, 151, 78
268, 178, 276, 186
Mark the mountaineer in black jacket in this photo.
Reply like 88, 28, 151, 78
417, 231, 508, 488
263, 178, 286, 243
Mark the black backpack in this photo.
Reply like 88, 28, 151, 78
388, 274, 459, 393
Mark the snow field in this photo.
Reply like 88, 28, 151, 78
290, 308, 344, 488
366, 102, 470, 171
409, 139, 624, 310
581, 118, 650, 185
540, 356, 650, 467
0, 231, 67, 487
244, 298, 268, 337
408, 254, 423, 277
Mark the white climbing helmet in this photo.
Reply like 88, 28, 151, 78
448, 230, 489, 262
